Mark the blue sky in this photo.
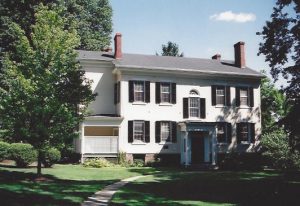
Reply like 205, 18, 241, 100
109, 0, 278, 73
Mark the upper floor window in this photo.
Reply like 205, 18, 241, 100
189, 97, 200, 117
155, 121, 177, 143
236, 122, 255, 144
156, 82, 176, 104
129, 81, 150, 103
212, 85, 231, 106
236, 87, 254, 107
216, 122, 232, 143
128, 120, 150, 143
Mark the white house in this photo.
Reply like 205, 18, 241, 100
75, 33, 263, 166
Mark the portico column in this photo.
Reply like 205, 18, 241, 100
81, 123, 85, 163
211, 126, 217, 165
184, 131, 188, 167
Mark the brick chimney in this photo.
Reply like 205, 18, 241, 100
234, 41, 246, 68
114, 33, 122, 59
212, 54, 221, 61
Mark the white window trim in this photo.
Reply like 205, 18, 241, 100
160, 121, 172, 143
189, 97, 200, 118
160, 82, 171, 103
239, 123, 251, 144
216, 86, 225, 106
239, 87, 249, 106
133, 81, 145, 103
133, 120, 145, 143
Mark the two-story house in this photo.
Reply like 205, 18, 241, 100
75, 33, 263, 166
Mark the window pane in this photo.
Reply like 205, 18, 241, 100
189, 97, 200, 117
216, 87, 225, 105
161, 83, 170, 103
240, 88, 248, 106
134, 121, 144, 141
134, 82, 144, 102
240, 124, 248, 142
161, 122, 170, 142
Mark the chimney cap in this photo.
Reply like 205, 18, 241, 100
212, 54, 221, 60
114, 32, 122, 38
234, 41, 245, 47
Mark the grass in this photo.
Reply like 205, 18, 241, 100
111, 170, 300, 206
0, 163, 156, 206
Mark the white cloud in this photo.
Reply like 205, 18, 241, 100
210, 11, 256, 23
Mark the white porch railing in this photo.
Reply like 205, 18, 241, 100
84, 136, 118, 154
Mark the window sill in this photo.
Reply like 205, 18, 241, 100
159, 103, 173, 106
131, 142, 147, 145
132, 102, 147, 105
159, 141, 173, 145
238, 106, 251, 109
239, 141, 251, 145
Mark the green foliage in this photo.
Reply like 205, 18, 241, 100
0, 141, 10, 161
0, 6, 95, 175
9, 143, 37, 167
41, 148, 61, 168
0, 0, 112, 51
258, 0, 300, 150
159, 41, 184, 57
261, 129, 300, 170
117, 151, 130, 167
83, 158, 114, 168
132, 159, 145, 167
261, 71, 288, 133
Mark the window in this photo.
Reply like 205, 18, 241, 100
237, 123, 255, 144
156, 82, 176, 104
160, 122, 171, 142
240, 88, 248, 106
134, 81, 144, 102
236, 87, 254, 107
216, 123, 232, 143
189, 97, 200, 117
161, 83, 171, 103
155, 121, 177, 143
216, 86, 225, 105
133, 121, 145, 142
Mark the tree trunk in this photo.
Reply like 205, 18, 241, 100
37, 151, 42, 177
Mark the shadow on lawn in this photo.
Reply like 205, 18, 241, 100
112, 170, 300, 206
0, 169, 114, 206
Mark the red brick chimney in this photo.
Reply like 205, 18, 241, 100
114, 33, 122, 59
212, 54, 221, 61
234, 41, 246, 68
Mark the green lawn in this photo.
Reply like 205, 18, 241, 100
111, 170, 300, 206
0, 164, 156, 206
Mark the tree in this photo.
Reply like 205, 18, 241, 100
258, 0, 300, 150
0, 5, 96, 176
261, 71, 288, 133
159, 41, 184, 57
0, 0, 113, 52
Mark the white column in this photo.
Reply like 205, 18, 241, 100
81, 123, 85, 163
211, 126, 217, 165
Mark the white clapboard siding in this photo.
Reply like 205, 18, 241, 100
84, 136, 118, 154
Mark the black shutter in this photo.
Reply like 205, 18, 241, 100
236, 123, 241, 144
212, 85, 216, 106
155, 121, 161, 143
226, 86, 231, 106
129, 81, 134, 102
171, 121, 177, 143
117, 82, 120, 103
128, 121, 133, 143
145, 121, 150, 143
171, 83, 176, 104
250, 123, 255, 143
236, 87, 240, 106
145, 81, 150, 103
226, 123, 232, 143
183, 98, 189, 118
200, 98, 206, 119
249, 87, 254, 107
114, 83, 117, 104
156, 82, 161, 104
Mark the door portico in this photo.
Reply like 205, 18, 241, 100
179, 122, 217, 166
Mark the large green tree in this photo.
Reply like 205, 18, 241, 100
0, 5, 95, 176
0, 0, 113, 52
258, 0, 300, 150
159, 41, 184, 57
261, 71, 288, 133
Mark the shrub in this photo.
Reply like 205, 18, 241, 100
9, 143, 37, 167
0, 141, 10, 161
41, 148, 61, 168
261, 129, 300, 170
60, 146, 81, 164
131, 159, 145, 167
83, 157, 113, 168
117, 152, 130, 167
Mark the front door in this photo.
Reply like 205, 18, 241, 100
190, 132, 205, 164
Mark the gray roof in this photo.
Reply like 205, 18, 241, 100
78, 50, 263, 78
